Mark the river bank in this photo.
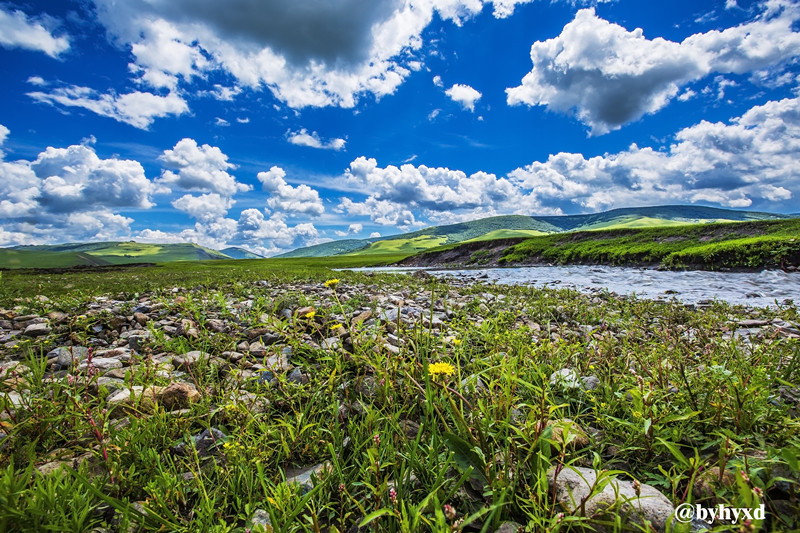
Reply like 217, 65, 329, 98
1, 267, 799, 531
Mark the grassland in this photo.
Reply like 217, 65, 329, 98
0, 259, 799, 532
491, 219, 800, 270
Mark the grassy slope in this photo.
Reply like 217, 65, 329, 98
499, 218, 800, 269
281, 206, 788, 258
1, 242, 230, 269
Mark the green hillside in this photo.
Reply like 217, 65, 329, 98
1, 242, 230, 269
220, 247, 264, 259
280, 205, 789, 258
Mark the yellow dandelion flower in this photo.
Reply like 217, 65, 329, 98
428, 362, 455, 377
304, 310, 316, 319
324, 278, 340, 288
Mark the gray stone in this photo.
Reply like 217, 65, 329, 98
548, 466, 674, 533
493, 522, 523, 533
50, 346, 92, 368
550, 368, 581, 388
23, 323, 51, 337
581, 375, 601, 391
247, 509, 273, 532
172, 350, 209, 369
285, 462, 331, 494
78, 357, 123, 372
128, 330, 154, 352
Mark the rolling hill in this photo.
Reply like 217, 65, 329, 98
1, 242, 233, 269
279, 205, 791, 258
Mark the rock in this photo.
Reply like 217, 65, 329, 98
172, 427, 227, 457
352, 310, 372, 324
106, 386, 163, 417
549, 368, 581, 388
227, 390, 270, 414
285, 462, 331, 494
23, 323, 51, 337
156, 383, 201, 410
581, 375, 601, 390
493, 522, 523, 533
546, 419, 590, 449
79, 357, 123, 372
548, 466, 674, 533
287, 368, 309, 385
247, 509, 273, 532
49, 346, 92, 368
692, 467, 735, 500
172, 350, 209, 369
128, 331, 154, 353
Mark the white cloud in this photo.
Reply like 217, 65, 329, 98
335, 222, 363, 236
158, 138, 251, 196
445, 83, 482, 111
0, 124, 9, 158
507, 95, 800, 212
236, 117, 250, 123
0, 6, 69, 58
215, 117, 230, 126
27, 76, 46, 86
28, 84, 189, 129
91, 0, 488, 110
0, 134, 159, 245
507, 3, 800, 134
678, 89, 696, 102
369, 231, 381, 238
433, 75, 443, 87
172, 193, 234, 222
287, 129, 346, 151
337, 197, 422, 229
257, 166, 325, 216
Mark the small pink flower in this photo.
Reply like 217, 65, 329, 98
443, 504, 456, 520
389, 487, 397, 504
373, 434, 380, 446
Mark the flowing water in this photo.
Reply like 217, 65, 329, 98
350, 265, 800, 307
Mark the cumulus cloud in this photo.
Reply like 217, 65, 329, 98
0, 124, 9, 157
0, 131, 159, 245
158, 138, 251, 196
507, 3, 800, 134
335, 222, 363, 236
257, 166, 325, 216
445, 83, 482, 111
369, 231, 381, 238
172, 193, 234, 222
28, 84, 188, 129
91, 0, 488, 109
0, 6, 69, 57
287, 129, 346, 150
507, 95, 800, 212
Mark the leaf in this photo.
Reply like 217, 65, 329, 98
443, 432, 488, 485
643, 417, 652, 436
359, 508, 393, 527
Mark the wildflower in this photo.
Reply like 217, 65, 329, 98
324, 278, 340, 288
452, 338, 462, 346
428, 362, 455, 378
330, 323, 343, 330
632, 410, 642, 419
304, 310, 316, 319
373, 433, 381, 446
753, 486, 763, 497
443, 504, 456, 521
389, 487, 397, 505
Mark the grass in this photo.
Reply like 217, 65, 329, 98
1, 260, 799, 531
354, 236, 449, 255
499, 219, 800, 270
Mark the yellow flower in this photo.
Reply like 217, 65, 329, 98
304, 310, 316, 319
428, 362, 455, 377
452, 338, 462, 346
330, 323, 343, 330
324, 278, 340, 288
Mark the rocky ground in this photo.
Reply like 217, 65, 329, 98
1, 272, 799, 532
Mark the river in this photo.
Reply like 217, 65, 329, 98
349, 265, 799, 307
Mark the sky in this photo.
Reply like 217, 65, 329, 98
1, 0, 799, 256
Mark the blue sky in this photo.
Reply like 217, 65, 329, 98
1, 0, 799, 255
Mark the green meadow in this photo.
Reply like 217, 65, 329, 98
0, 258, 798, 532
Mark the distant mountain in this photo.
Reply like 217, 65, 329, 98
219, 247, 264, 259
279, 205, 791, 258
1, 241, 230, 269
